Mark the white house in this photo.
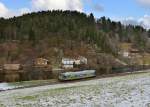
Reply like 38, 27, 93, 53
74, 59, 81, 65
62, 58, 74, 69
61, 56, 88, 69
79, 56, 88, 64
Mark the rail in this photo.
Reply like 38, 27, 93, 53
112, 65, 150, 73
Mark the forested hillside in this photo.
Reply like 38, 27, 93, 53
0, 10, 150, 65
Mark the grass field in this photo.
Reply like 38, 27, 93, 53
0, 70, 150, 107
0, 79, 57, 91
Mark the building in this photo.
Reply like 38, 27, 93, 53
79, 56, 88, 64
3, 64, 21, 82
62, 58, 74, 69
129, 49, 140, 57
34, 58, 49, 66
61, 56, 88, 69
3, 64, 21, 71
122, 51, 130, 58
119, 43, 141, 58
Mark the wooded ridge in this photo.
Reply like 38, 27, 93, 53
0, 10, 149, 64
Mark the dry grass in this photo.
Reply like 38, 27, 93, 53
119, 43, 132, 51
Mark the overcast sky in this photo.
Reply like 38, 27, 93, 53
0, 0, 150, 29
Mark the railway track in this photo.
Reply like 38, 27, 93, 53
0, 69, 149, 92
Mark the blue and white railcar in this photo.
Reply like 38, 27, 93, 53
59, 70, 96, 81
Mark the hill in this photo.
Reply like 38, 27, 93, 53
0, 10, 150, 68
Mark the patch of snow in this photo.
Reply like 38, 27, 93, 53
0, 70, 150, 107
0, 83, 20, 91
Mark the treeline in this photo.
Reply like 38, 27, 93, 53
97, 17, 150, 51
0, 10, 150, 54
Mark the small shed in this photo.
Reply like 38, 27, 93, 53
34, 58, 49, 66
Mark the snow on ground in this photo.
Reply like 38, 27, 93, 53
0, 79, 57, 91
0, 71, 150, 107
0, 83, 18, 90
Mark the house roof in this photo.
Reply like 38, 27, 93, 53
36, 58, 49, 61
62, 56, 87, 60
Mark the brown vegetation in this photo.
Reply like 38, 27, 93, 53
4, 74, 20, 82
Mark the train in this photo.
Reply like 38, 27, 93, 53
59, 70, 96, 81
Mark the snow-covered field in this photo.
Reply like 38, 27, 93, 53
0, 79, 57, 91
0, 71, 150, 107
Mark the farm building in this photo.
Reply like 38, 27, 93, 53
34, 58, 49, 66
